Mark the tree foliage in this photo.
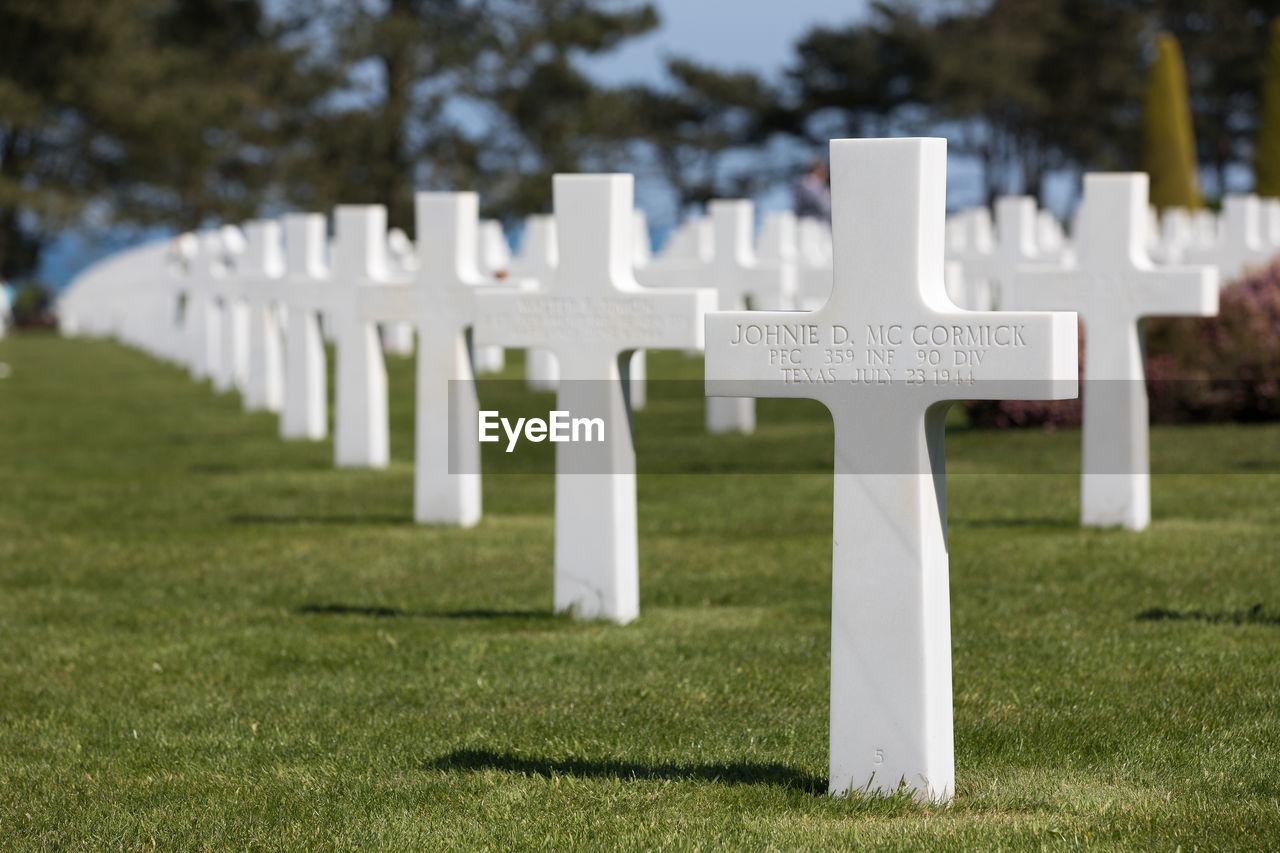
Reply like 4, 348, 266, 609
1157, 0, 1280, 192
1255, 17, 1280, 197
2, 0, 660, 278
0, 0, 303, 279
778, 0, 1280, 203
618, 59, 783, 214
461, 0, 659, 220
1143, 33, 1202, 209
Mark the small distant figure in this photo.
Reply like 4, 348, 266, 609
794, 159, 831, 222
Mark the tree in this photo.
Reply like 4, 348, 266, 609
786, 3, 935, 142
0, 0, 303, 280
278, 0, 659, 227
1155, 0, 1280, 195
783, 0, 1144, 206
1142, 32, 1202, 209
270, 0, 486, 229
461, 0, 660, 220
1255, 17, 1280, 196
618, 59, 782, 215
927, 0, 1145, 203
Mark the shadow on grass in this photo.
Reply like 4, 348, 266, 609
230, 513, 410, 526
1230, 459, 1280, 472
297, 603, 556, 621
953, 516, 1076, 530
1137, 603, 1280, 626
428, 748, 826, 794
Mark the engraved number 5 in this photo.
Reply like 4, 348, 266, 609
873, 749, 884, 765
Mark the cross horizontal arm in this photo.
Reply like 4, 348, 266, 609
1014, 266, 1217, 321
1131, 266, 1218, 318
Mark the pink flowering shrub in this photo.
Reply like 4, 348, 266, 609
1147, 260, 1280, 422
966, 259, 1280, 428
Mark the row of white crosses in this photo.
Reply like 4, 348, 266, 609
944, 197, 1065, 311
757, 211, 836, 310
637, 199, 796, 434
1182, 194, 1280, 282
57, 237, 183, 354
58, 183, 715, 621
1122, 195, 1280, 284
945, 188, 1279, 315
54, 137, 1230, 804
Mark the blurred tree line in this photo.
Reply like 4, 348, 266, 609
3, 0, 1280, 282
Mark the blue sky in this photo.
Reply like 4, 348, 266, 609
582, 0, 872, 84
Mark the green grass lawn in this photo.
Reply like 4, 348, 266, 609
1, 333, 1278, 850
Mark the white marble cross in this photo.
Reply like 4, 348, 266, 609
1186, 194, 1276, 284
1154, 207, 1193, 264
382, 227, 417, 356
639, 199, 796, 434
510, 215, 561, 392
656, 216, 712, 262
1037, 209, 1068, 262
1191, 208, 1219, 252
472, 219, 510, 374
474, 174, 715, 623
239, 221, 286, 414
704, 200, 797, 309
1012, 174, 1218, 530
760, 210, 834, 310
330, 205, 408, 468
705, 137, 1079, 801
989, 197, 1044, 307
277, 200, 488, 522
212, 225, 249, 395
150, 239, 192, 363
279, 213, 330, 441
627, 210, 651, 411
185, 230, 231, 383
1263, 197, 1280, 249
943, 207, 996, 310
411, 192, 487, 527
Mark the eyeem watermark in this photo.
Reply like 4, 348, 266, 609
478, 410, 605, 453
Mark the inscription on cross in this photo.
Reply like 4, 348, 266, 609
1012, 174, 1218, 530
474, 174, 715, 623
705, 138, 1078, 801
